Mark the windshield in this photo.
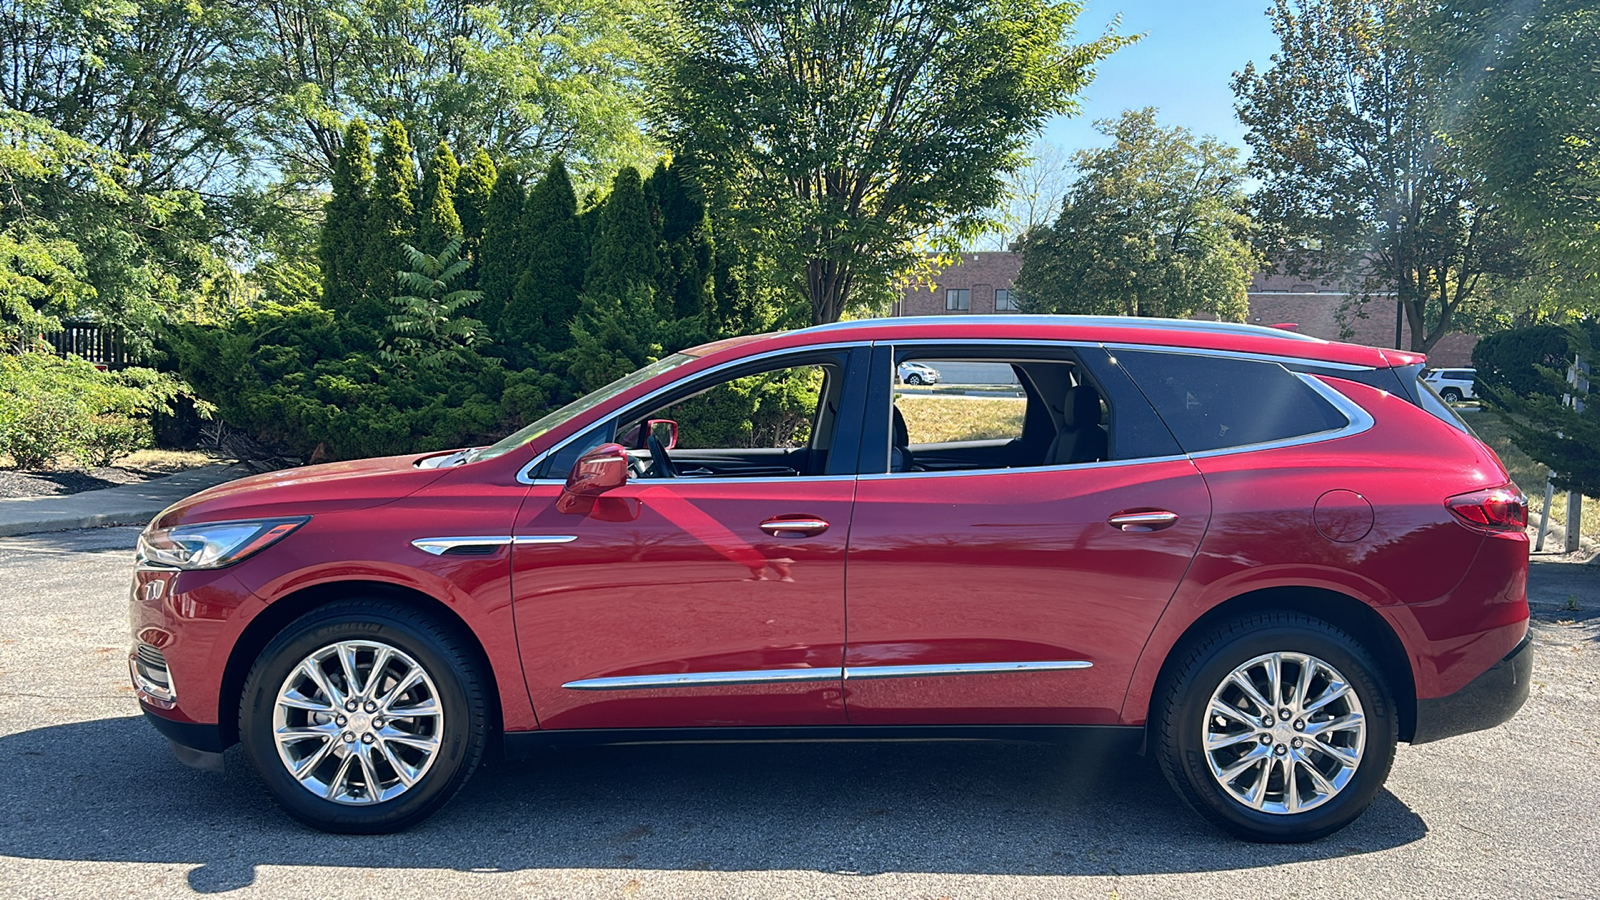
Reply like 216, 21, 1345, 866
471, 353, 698, 463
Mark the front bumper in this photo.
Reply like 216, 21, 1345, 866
1410, 632, 1532, 744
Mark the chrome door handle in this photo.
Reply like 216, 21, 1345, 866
1108, 510, 1179, 532
759, 516, 830, 537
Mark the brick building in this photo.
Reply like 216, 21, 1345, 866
893, 251, 1478, 366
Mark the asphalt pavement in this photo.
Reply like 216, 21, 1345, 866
0, 527, 1595, 899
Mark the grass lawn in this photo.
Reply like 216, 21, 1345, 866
894, 393, 1025, 443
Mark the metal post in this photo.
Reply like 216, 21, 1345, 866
1564, 354, 1587, 553
1535, 475, 1555, 552
1394, 298, 1404, 350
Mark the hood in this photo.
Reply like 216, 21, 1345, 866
150, 453, 451, 530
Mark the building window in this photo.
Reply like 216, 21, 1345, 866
945, 289, 970, 311
995, 288, 1017, 311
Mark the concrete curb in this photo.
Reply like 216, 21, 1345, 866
0, 464, 252, 538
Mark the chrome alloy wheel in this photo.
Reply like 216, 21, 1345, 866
1203, 651, 1366, 815
272, 640, 444, 805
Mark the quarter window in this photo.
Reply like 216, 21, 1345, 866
1113, 350, 1350, 453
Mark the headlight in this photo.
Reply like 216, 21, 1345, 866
136, 518, 309, 570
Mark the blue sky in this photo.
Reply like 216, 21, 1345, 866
1042, 0, 1283, 154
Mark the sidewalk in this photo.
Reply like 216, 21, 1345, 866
0, 464, 251, 537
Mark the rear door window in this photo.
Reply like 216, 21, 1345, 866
1114, 350, 1350, 453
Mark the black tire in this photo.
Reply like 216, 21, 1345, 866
1155, 612, 1398, 843
906, 373, 924, 385
1441, 388, 1463, 403
239, 599, 488, 834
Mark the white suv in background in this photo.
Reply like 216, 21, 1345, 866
1422, 367, 1477, 402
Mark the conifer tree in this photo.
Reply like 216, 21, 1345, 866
418, 140, 463, 255
501, 158, 584, 365
585, 166, 660, 306
320, 120, 373, 316
364, 120, 420, 328
456, 147, 497, 283
477, 167, 526, 333
645, 160, 714, 321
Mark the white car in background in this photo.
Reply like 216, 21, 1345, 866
898, 361, 941, 385
1422, 367, 1477, 402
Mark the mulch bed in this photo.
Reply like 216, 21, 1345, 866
0, 466, 152, 499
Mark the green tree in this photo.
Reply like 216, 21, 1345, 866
476, 166, 527, 331
456, 147, 498, 279
1235, 0, 1523, 353
653, 0, 1131, 325
1423, 0, 1600, 274
319, 120, 373, 316
362, 120, 420, 328
584, 166, 660, 304
229, 0, 655, 186
418, 140, 463, 255
383, 239, 488, 370
1016, 109, 1255, 321
647, 160, 714, 320
502, 158, 585, 363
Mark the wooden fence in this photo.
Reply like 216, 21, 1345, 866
43, 321, 137, 369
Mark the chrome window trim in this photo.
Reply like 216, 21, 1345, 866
515, 341, 870, 485
856, 453, 1193, 482
563, 668, 844, 691
844, 661, 1092, 680
1100, 342, 1372, 372
522, 474, 860, 487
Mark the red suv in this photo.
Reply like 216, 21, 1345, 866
129, 316, 1530, 841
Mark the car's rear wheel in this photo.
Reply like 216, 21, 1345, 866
1155, 613, 1397, 842
239, 600, 487, 833
1441, 387, 1463, 403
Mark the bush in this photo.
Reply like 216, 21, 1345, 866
167, 300, 571, 461
0, 353, 180, 469
1472, 324, 1577, 400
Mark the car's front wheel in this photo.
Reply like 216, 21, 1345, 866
905, 373, 924, 385
1155, 612, 1397, 842
239, 599, 488, 833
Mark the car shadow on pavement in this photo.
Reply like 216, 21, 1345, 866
0, 716, 1426, 892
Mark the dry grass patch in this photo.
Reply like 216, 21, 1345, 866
894, 393, 1025, 444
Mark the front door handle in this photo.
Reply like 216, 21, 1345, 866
1108, 510, 1179, 532
759, 516, 830, 537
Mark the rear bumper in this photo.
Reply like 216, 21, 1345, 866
1410, 632, 1532, 744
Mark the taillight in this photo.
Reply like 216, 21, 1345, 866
1446, 486, 1528, 533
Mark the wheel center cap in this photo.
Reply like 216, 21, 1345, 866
349, 712, 371, 732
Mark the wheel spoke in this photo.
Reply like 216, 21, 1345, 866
278, 688, 334, 712
1304, 711, 1364, 738
379, 731, 441, 753
1205, 730, 1262, 751
1216, 743, 1272, 781
376, 738, 419, 787
1303, 681, 1351, 717
327, 752, 358, 801
1244, 758, 1276, 810
378, 668, 425, 712
1228, 672, 1274, 717
1306, 739, 1361, 767
1208, 700, 1257, 728
289, 735, 338, 780
299, 659, 344, 709
337, 643, 363, 700
1295, 748, 1340, 795
1291, 655, 1314, 712
1264, 654, 1284, 708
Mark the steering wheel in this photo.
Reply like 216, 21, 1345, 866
647, 433, 678, 478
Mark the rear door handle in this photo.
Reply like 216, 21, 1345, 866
1108, 510, 1179, 532
759, 516, 830, 537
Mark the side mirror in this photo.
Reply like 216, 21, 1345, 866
647, 418, 678, 450
563, 443, 629, 498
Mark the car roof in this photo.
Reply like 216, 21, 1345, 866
687, 315, 1422, 369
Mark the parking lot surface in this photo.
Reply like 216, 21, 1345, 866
1, 527, 1595, 899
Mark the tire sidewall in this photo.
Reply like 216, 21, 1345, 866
239, 606, 482, 833
1168, 621, 1397, 842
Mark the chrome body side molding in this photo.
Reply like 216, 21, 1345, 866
844, 661, 1093, 680
560, 660, 1094, 691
